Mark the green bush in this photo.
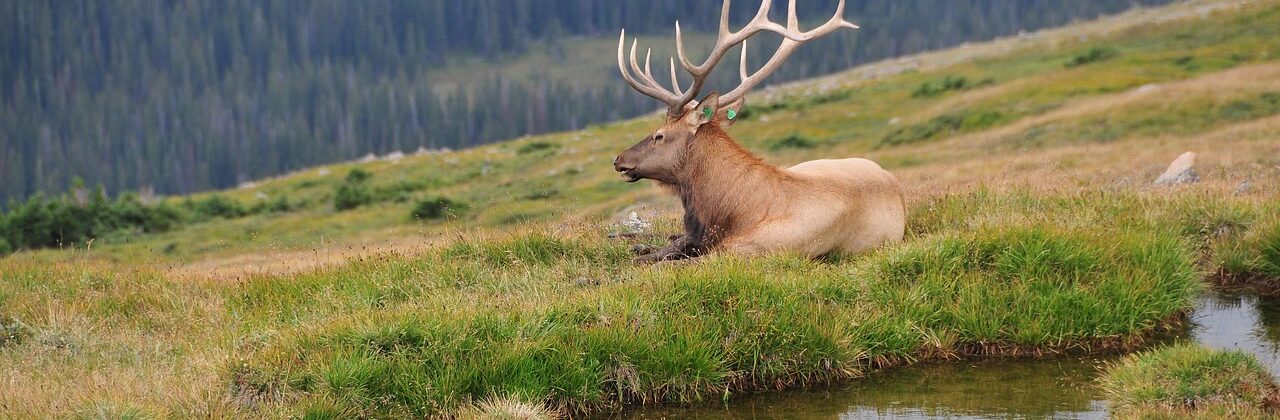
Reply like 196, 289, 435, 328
1065, 46, 1119, 68
187, 194, 247, 219
0, 187, 184, 253
768, 134, 817, 151
251, 194, 295, 214
411, 197, 464, 221
517, 141, 558, 154
334, 169, 375, 211
911, 76, 995, 98
878, 110, 1006, 148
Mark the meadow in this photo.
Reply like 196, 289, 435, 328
3, 0, 1280, 417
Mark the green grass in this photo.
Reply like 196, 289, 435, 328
217, 189, 1213, 417
1100, 344, 1278, 418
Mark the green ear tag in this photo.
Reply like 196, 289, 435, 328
703, 108, 713, 119
726, 109, 737, 120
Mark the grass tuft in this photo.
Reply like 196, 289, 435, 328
1100, 344, 1279, 418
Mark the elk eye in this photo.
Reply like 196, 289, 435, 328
654, 134, 665, 142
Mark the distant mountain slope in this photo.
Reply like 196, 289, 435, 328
1, 0, 1170, 203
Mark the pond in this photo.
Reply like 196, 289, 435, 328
612, 292, 1280, 419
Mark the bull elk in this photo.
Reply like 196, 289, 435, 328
611, 0, 905, 263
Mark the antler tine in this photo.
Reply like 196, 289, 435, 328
669, 57, 684, 96
617, 29, 682, 109
620, 0, 857, 116
720, 0, 860, 105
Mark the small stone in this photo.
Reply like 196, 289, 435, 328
1153, 152, 1200, 186
1235, 180, 1253, 195
572, 277, 598, 287
631, 244, 657, 255
621, 211, 652, 234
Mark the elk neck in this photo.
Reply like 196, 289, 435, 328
676, 124, 793, 246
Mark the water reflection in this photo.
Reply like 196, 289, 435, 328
612, 292, 1280, 419
1189, 292, 1280, 376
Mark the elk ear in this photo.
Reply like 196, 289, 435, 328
717, 97, 746, 127
683, 92, 720, 127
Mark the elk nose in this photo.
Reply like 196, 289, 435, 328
613, 156, 626, 171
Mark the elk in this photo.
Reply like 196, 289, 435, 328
611, 0, 905, 263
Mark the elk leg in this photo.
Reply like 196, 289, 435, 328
634, 234, 701, 264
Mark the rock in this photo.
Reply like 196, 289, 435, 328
888, 117, 901, 125
318, 168, 331, 176
255, 192, 269, 200
621, 211, 652, 233
572, 277, 599, 287
1153, 152, 1200, 186
1235, 179, 1252, 195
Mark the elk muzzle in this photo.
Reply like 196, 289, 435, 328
613, 154, 641, 182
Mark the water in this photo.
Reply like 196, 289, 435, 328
612, 292, 1280, 419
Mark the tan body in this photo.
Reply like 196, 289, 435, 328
727, 158, 905, 257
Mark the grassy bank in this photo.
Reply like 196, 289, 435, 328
1100, 344, 1279, 418
230, 223, 1199, 417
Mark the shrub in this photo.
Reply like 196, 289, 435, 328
187, 194, 247, 219
517, 141, 558, 154
911, 76, 994, 98
411, 197, 464, 221
334, 169, 375, 211
1065, 46, 1119, 68
768, 135, 817, 151
0, 187, 184, 252
251, 194, 295, 214
878, 110, 1006, 148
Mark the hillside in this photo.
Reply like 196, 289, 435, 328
3, 0, 1280, 417
0, 0, 1170, 203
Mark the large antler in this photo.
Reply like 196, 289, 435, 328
618, 0, 858, 116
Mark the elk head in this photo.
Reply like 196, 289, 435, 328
612, 0, 858, 183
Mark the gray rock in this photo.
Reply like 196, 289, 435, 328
1154, 152, 1200, 186
1236, 179, 1253, 195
